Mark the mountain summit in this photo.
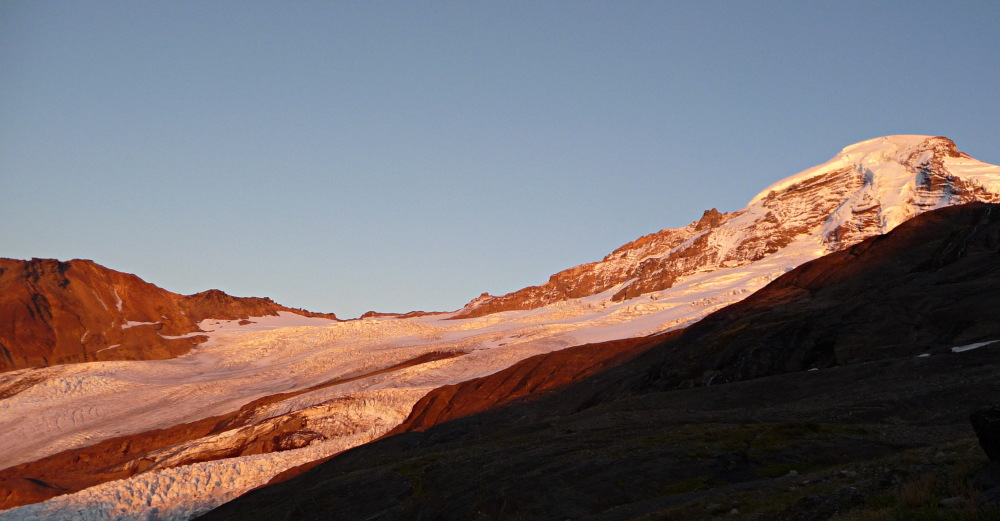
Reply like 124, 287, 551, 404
455, 135, 1000, 318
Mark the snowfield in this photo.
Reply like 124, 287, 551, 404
2, 135, 999, 521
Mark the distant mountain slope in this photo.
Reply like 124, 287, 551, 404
0, 258, 338, 372
3, 137, 999, 521
196, 202, 1000, 521
367, 200, 1000, 440
455, 136, 1000, 318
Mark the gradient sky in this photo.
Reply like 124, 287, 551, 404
2, 1, 999, 318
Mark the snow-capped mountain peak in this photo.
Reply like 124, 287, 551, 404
455, 135, 1000, 318
752, 135, 999, 242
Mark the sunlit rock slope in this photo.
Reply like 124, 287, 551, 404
0, 258, 338, 372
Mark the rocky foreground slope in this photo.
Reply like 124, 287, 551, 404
0, 258, 338, 372
198, 202, 1000, 521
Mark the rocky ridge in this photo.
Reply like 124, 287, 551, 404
454, 136, 1000, 318
0, 258, 338, 372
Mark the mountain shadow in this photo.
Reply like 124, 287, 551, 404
196, 203, 1000, 520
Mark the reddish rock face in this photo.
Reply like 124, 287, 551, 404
451, 218, 714, 319
358, 310, 440, 320
0, 258, 337, 372
386, 331, 677, 435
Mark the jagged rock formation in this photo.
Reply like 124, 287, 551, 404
0, 258, 338, 372
358, 310, 439, 320
454, 136, 1000, 318
195, 202, 1000, 521
972, 406, 1000, 462
453, 208, 734, 318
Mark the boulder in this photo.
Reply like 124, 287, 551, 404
971, 406, 1000, 461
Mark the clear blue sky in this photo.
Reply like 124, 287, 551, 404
2, 1, 998, 318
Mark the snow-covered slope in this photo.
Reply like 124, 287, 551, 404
1, 135, 998, 521
456, 135, 1000, 317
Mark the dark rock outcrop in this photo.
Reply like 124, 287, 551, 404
972, 406, 1000, 461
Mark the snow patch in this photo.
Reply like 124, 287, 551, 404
122, 321, 159, 329
950, 340, 999, 353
